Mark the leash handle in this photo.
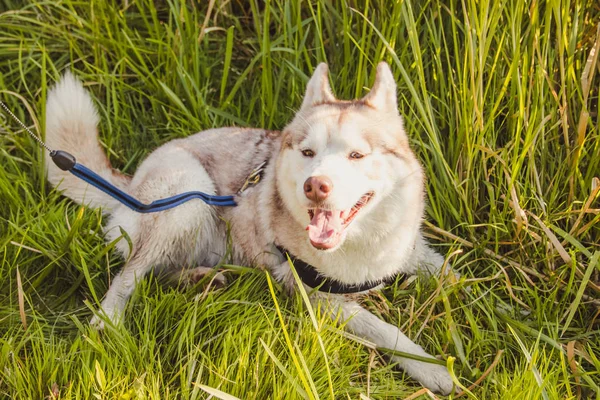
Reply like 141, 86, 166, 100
50, 150, 76, 171
51, 150, 237, 212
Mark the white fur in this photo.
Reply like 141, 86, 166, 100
45, 65, 455, 394
45, 72, 129, 209
94, 146, 225, 326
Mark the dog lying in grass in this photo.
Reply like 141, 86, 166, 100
45, 62, 455, 394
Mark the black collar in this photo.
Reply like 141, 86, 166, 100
276, 245, 404, 294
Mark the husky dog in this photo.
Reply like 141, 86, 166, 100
45, 62, 454, 394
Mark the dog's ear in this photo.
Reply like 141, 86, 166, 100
301, 63, 335, 109
363, 62, 398, 113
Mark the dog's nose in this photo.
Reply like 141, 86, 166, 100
304, 176, 332, 202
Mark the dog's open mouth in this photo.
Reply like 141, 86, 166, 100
306, 192, 374, 250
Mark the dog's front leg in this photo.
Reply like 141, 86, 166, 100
318, 295, 455, 395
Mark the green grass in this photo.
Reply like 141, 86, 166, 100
0, 0, 599, 398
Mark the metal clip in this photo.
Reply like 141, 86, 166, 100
238, 161, 267, 194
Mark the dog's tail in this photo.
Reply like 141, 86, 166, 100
45, 72, 131, 210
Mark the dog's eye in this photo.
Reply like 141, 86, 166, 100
301, 149, 315, 158
349, 151, 365, 160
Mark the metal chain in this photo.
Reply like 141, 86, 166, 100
0, 100, 54, 153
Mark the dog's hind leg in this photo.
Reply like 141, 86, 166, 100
90, 253, 154, 329
91, 146, 223, 329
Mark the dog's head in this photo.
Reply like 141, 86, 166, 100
276, 62, 424, 251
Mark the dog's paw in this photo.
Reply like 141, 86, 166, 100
189, 268, 227, 289
414, 363, 454, 395
89, 314, 106, 330
174, 267, 227, 289
211, 272, 227, 289
170, 266, 227, 290
89, 307, 121, 330
416, 363, 454, 395
396, 357, 455, 395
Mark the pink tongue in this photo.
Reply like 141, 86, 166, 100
306, 209, 342, 244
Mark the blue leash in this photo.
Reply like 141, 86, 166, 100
52, 150, 237, 211
0, 100, 237, 212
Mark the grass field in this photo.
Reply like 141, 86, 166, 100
1, 0, 599, 398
